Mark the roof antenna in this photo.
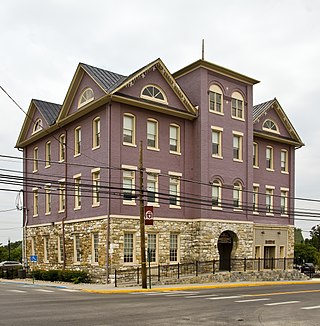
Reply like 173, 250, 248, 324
202, 39, 205, 60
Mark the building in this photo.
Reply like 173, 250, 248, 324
16, 57, 304, 281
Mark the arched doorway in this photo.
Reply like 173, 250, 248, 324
218, 231, 236, 271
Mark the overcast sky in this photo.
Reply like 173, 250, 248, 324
0, 0, 319, 245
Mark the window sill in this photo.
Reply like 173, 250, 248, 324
281, 171, 289, 175
147, 203, 160, 208
91, 262, 99, 266
169, 150, 181, 156
233, 208, 243, 212
266, 168, 275, 172
209, 110, 224, 116
231, 116, 245, 122
169, 205, 181, 209
123, 142, 137, 148
33, 170, 38, 173
266, 213, 274, 216
45, 165, 51, 169
92, 146, 100, 151
123, 201, 136, 206
212, 206, 222, 211
74, 206, 81, 211
58, 209, 65, 214
45, 212, 51, 216
253, 211, 259, 215
212, 155, 223, 159
33, 214, 38, 218
58, 159, 65, 163
253, 165, 259, 169
74, 153, 81, 158
73, 262, 81, 266
147, 147, 160, 152
92, 203, 100, 208
233, 159, 243, 163
281, 214, 289, 217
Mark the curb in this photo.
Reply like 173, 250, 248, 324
81, 280, 320, 294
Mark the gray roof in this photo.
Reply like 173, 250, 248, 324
80, 63, 127, 93
253, 99, 275, 121
33, 99, 61, 125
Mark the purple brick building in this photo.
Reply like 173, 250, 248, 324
16, 58, 303, 281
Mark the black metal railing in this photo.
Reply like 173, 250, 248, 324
113, 257, 295, 287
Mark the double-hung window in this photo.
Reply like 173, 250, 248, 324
147, 119, 158, 149
169, 172, 181, 207
212, 180, 222, 209
169, 124, 180, 154
74, 235, 81, 263
33, 147, 38, 172
233, 182, 242, 209
233, 132, 243, 161
147, 171, 159, 205
170, 234, 179, 262
231, 92, 244, 119
58, 179, 65, 212
265, 187, 274, 214
266, 146, 274, 170
123, 114, 135, 145
209, 85, 223, 113
59, 134, 65, 162
211, 127, 223, 157
124, 233, 134, 263
33, 188, 39, 217
92, 233, 99, 264
45, 184, 51, 215
147, 233, 157, 263
281, 150, 288, 173
45, 141, 51, 167
74, 127, 81, 156
44, 237, 49, 263
253, 184, 259, 213
74, 174, 81, 209
92, 169, 100, 206
253, 142, 259, 167
93, 117, 100, 149
281, 188, 289, 215
122, 166, 136, 204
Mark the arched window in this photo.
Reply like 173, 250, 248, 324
78, 88, 94, 108
231, 91, 244, 120
141, 85, 167, 103
212, 179, 222, 209
33, 118, 43, 134
209, 84, 223, 113
233, 182, 242, 209
263, 119, 279, 133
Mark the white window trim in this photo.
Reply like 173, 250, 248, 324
33, 147, 38, 172
73, 234, 81, 264
59, 134, 65, 162
43, 237, 49, 263
280, 187, 289, 217
212, 179, 222, 210
45, 183, 51, 215
168, 172, 182, 209
78, 87, 94, 108
232, 131, 244, 162
91, 232, 99, 265
266, 146, 274, 171
92, 168, 101, 207
146, 171, 160, 207
32, 187, 39, 217
141, 84, 168, 104
253, 183, 260, 215
123, 232, 136, 265
265, 186, 275, 216
45, 141, 51, 168
74, 126, 81, 157
211, 126, 223, 159
92, 117, 101, 150
169, 123, 181, 155
209, 84, 224, 115
231, 91, 245, 121
32, 118, 43, 134
169, 233, 180, 263
233, 182, 243, 211
58, 236, 64, 264
147, 233, 159, 264
253, 142, 259, 168
147, 118, 159, 151
123, 113, 136, 147
281, 149, 289, 174
262, 119, 280, 134
122, 167, 136, 206
73, 173, 82, 210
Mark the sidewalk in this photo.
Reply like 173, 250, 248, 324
1, 277, 320, 294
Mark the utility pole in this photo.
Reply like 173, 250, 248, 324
8, 238, 11, 261
139, 141, 147, 289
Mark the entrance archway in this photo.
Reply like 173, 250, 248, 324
218, 231, 236, 271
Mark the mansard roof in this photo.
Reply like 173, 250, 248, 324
33, 99, 61, 125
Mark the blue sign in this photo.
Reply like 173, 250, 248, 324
30, 255, 38, 262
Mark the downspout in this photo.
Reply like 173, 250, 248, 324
106, 98, 112, 283
62, 129, 68, 270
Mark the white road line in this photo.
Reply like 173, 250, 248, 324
301, 305, 320, 310
207, 295, 243, 300
265, 301, 300, 306
7, 290, 26, 293
144, 292, 177, 296
235, 298, 270, 303
34, 289, 54, 293
60, 288, 79, 292
185, 294, 219, 298
130, 292, 159, 295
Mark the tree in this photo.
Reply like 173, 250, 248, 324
0, 241, 22, 262
294, 228, 304, 244
309, 225, 320, 250
294, 243, 319, 265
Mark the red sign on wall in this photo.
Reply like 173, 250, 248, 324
144, 206, 154, 225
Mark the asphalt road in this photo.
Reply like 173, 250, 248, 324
0, 282, 320, 325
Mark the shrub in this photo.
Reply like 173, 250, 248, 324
31, 269, 90, 283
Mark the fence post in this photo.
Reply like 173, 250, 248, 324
271, 257, 274, 271
244, 257, 247, 272
158, 264, 160, 282
213, 259, 215, 274
196, 261, 198, 277
258, 258, 260, 272
178, 263, 180, 279
137, 266, 140, 284
115, 269, 117, 288
284, 257, 286, 271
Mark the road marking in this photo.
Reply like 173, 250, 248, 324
246, 289, 320, 297
8, 290, 26, 293
265, 301, 300, 306
207, 295, 243, 300
235, 298, 270, 303
144, 292, 178, 296
301, 305, 320, 310
185, 294, 219, 298
60, 289, 79, 292
34, 289, 55, 293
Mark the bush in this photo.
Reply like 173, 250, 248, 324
31, 269, 90, 283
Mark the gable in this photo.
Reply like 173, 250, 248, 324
253, 99, 304, 147
16, 99, 61, 147
111, 58, 197, 119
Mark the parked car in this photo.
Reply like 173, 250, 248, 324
301, 263, 315, 274
0, 261, 22, 268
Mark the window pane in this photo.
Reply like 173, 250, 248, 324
124, 233, 134, 263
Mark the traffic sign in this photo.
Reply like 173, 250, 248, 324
30, 255, 38, 262
144, 206, 154, 225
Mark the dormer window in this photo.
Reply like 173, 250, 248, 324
78, 88, 94, 108
32, 119, 43, 134
141, 85, 167, 104
263, 119, 279, 133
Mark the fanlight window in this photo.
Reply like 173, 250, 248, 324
33, 119, 43, 134
263, 119, 279, 133
78, 88, 94, 108
141, 85, 167, 103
